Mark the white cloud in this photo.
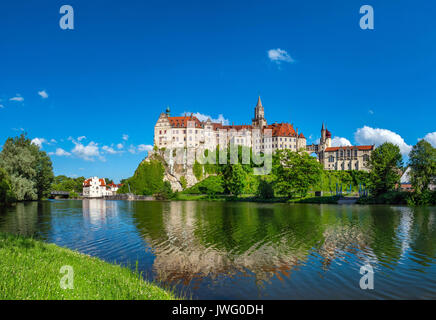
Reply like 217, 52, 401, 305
137, 144, 153, 152
331, 137, 352, 147
102, 145, 122, 155
50, 139, 57, 144
421, 132, 436, 148
77, 136, 86, 142
369, 110, 374, 115
48, 148, 71, 157
10, 95, 24, 102
122, 134, 129, 141
184, 112, 230, 125
31, 138, 47, 148
128, 145, 137, 154
354, 126, 412, 155
267, 48, 294, 64
0, 104, 4, 109
38, 90, 48, 99
71, 140, 104, 161
116, 143, 124, 149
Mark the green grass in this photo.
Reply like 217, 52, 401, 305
0, 232, 178, 300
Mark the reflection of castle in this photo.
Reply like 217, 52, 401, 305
154, 97, 373, 171
137, 202, 372, 286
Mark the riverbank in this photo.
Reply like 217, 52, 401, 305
0, 232, 177, 300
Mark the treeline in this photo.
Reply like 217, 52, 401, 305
0, 134, 54, 205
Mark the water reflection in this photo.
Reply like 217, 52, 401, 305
82, 199, 119, 225
1, 200, 435, 299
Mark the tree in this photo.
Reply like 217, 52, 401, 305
368, 142, 403, 197
0, 134, 54, 201
223, 163, 246, 197
199, 176, 224, 199
0, 167, 16, 205
409, 140, 436, 193
272, 150, 322, 198
180, 176, 187, 190
34, 150, 54, 199
256, 177, 274, 199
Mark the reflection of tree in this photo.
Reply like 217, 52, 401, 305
408, 207, 436, 268
0, 201, 52, 239
132, 202, 372, 286
368, 206, 403, 269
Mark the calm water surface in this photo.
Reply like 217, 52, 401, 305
1, 200, 435, 299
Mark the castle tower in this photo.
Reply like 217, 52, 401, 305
252, 96, 267, 128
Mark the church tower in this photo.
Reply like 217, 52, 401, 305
252, 96, 267, 128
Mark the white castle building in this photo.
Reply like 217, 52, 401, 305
153, 97, 374, 171
154, 96, 307, 154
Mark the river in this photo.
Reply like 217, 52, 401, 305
1, 200, 435, 299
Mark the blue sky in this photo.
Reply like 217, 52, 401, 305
1, 0, 435, 182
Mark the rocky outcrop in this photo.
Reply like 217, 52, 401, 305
143, 149, 200, 192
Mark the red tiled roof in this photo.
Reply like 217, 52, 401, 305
168, 115, 202, 128
265, 123, 299, 137
325, 145, 374, 152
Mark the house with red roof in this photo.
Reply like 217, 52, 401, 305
83, 177, 112, 198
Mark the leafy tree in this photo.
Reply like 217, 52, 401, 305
368, 142, 403, 197
256, 177, 275, 199
223, 163, 246, 197
409, 140, 436, 194
0, 167, 16, 205
193, 161, 203, 181
104, 178, 114, 185
0, 134, 54, 201
180, 176, 187, 190
272, 150, 322, 198
117, 159, 165, 195
198, 175, 224, 198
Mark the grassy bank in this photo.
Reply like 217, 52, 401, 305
0, 233, 177, 300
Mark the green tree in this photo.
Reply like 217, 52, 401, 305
180, 176, 187, 190
368, 142, 403, 197
0, 167, 16, 205
272, 150, 322, 198
409, 140, 436, 194
223, 163, 246, 197
0, 134, 54, 201
199, 176, 224, 198
193, 161, 203, 181
256, 177, 275, 199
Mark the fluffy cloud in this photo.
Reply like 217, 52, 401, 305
267, 48, 294, 64
421, 132, 436, 148
331, 137, 352, 147
31, 138, 47, 148
10, 95, 24, 102
137, 144, 153, 152
102, 145, 123, 155
48, 148, 71, 156
354, 126, 412, 155
116, 143, 124, 149
71, 140, 104, 161
184, 112, 230, 125
38, 90, 48, 99
0, 104, 4, 109
122, 134, 129, 141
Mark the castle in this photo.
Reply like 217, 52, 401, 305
154, 97, 373, 171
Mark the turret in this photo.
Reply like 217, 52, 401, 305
252, 96, 267, 128
166, 106, 171, 116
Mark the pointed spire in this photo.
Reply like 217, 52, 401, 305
322, 122, 325, 131
256, 96, 263, 108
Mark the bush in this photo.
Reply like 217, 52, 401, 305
193, 161, 203, 181
180, 176, 187, 190
256, 178, 274, 199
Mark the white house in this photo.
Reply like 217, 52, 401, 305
83, 177, 112, 198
